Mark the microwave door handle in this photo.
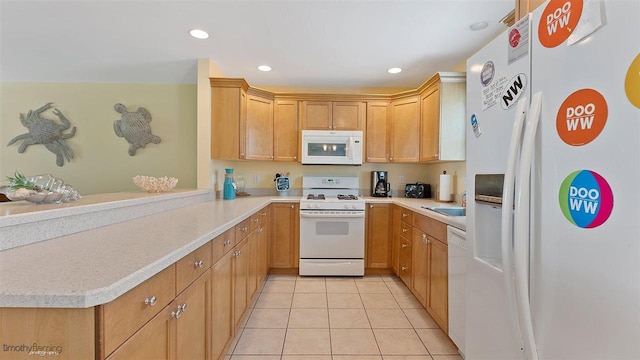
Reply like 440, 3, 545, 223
347, 137, 353, 159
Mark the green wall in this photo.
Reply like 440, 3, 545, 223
1, 82, 197, 195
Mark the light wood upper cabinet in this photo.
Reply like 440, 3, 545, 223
211, 82, 246, 160
366, 203, 392, 268
366, 101, 390, 163
419, 72, 466, 162
332, 101, 365, 130
516, 0, 546, 21
273, 100, 299, 161
389, 96, 420, 162
245, 95, 274, 160
301, 101, 332, 129
301, 101, 364, 130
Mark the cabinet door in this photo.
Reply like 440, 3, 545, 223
366, 203, 392, 268
366, 102, 389, 162
247, 230, 259, 301
391, 205, 401, 274
270, 203, 299, 268
389, 96, 420, 162
332, 101, 364, 130
427, 238, 449, 333
258, 206, 271, 283
211, 252, 233, 360
233, 239, 249, 328
420, 86, 440, 162
411, 229, 429, 308
175, 270, 211, 360
211, 86, 244, 160
274, 100, 299, 161
301, 101, 332, 130
245, 95, 274, 160
106, 304, 175, 360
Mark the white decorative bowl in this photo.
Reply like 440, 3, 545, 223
133, 175, 178, 193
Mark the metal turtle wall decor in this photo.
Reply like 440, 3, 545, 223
113, 103, 161, 156
7, 102, 77, 166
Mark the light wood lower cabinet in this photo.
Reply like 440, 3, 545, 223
270, 203, 299, 269
211, 251, 233, 360
257, 206, 271, 283
427, 237, 448, 333
411, 229, 429, 307
0, 307, 95, 360
105, 304, 174, 360
103, 265, 176, 356
107, 270, 211, 360
233, 238, 249, 328
366, 203, 392, 269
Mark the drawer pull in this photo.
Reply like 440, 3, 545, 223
253, 218, 259, 223
402, 213, 409, 218
171, 304, 187, 319
194, 260, 204, 268
261, 212, 267, 216
402, 228, 408, 233
401, 266, 407, 271
242, 226, 248, 232
144, 296, 157, 307
258, 227, 263, 233
224, 239, 231, 246
401, 243, 407, 248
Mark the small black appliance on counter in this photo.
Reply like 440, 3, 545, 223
405, 183, 431, 198
371, 171, 391, 197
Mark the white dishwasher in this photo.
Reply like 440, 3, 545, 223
447, 225, 467, 357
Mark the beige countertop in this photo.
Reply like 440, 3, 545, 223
0, 191, 464, 308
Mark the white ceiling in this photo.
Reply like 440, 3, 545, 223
0, 0, 513, 88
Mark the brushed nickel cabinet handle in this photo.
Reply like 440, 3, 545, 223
401, 266, 407, 271
194, 260, 204, 268
402, 228, 408, 233
401, 243, 407, 248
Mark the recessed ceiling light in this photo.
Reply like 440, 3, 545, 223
189, 29, 209, 39
387, 67, 402, 74
257, 65, 272, 72
469, 21, 489, 31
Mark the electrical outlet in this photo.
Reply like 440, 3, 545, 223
254, 174, 260, 184
399, 175, 404, 184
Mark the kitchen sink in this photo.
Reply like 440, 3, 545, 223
422, 206, 466, 217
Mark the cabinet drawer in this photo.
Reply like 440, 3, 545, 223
399, 251, 412, 286
176, 241, 212, 294
103, 264, 176, 356
235, 218, 252, 240
396, 220, 413, 240
413, 214, 447, 244
212, 227, 236, 263
398, 209, 414, 226
249, 212, 261, 231
399, 237, 412, 258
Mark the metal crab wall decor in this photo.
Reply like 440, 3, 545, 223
113, 103, 161, 156
7, 102, 77, 167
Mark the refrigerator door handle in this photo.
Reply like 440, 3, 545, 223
514, 92, 542, 360
501, 97, 528, 348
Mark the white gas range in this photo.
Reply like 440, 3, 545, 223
299, 176, 365, 276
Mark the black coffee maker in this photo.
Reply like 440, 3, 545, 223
371, 171, 391, 197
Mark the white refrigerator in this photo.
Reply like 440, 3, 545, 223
465, 0, 640, 359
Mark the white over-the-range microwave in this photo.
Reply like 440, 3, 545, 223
301, 130, 363, 165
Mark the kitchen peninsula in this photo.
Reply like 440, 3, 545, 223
0, 190, 464, 359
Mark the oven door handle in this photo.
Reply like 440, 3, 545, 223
300, 211, 365, 218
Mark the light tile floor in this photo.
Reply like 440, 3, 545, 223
225, 274, 462, 360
